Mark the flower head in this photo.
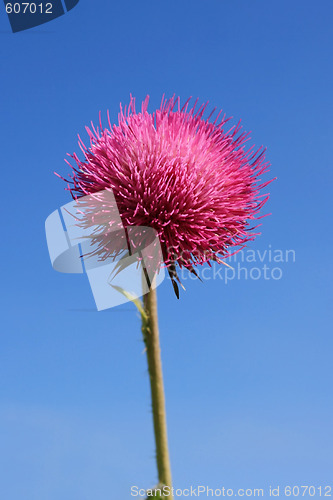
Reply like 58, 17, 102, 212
60, 96, 272, 294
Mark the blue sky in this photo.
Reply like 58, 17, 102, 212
1, 0, 332, 498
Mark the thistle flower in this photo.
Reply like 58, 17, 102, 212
54, 97, 273, 495
61, 95, 271, 294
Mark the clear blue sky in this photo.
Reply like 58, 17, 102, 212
1, 1, 332, 498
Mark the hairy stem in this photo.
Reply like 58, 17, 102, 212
142, 287, 173, 499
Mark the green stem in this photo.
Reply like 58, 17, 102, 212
142, 287, 173, 499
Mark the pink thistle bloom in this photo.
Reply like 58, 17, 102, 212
60, 96, 272, 294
